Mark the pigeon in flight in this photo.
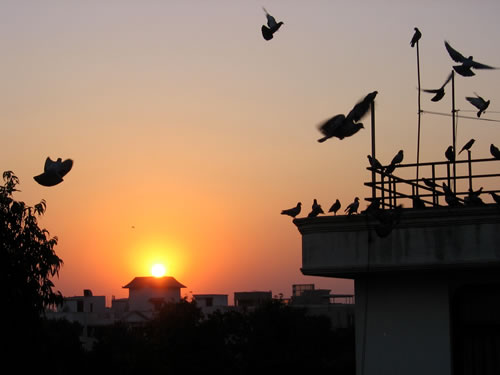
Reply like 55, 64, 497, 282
345, 197, 360, 216
367, 155, 383, 170
422, 72, 453, 102
466, 93, 490, 117
490, 192, 500, 205
346, 91, 378, 123
491, 144, 500, 159
444, 41, 497, 77
445, 145, 455, 162
307, 199, 324, 218
33, 157, 73, 187
317, 115, 364, 142
410, 27, 421, 48
281, 202, 301, 218
458, 139, 475, 155
328, 199, 341, 215
261, 7, 284, 41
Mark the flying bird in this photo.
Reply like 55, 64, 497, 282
335, 119, 364, 139
458, 139, 475, 155
33, 157, 73, 187
367, 155, 383, 170
346, 91, 378, 123
466, 93, 490, 117
281, 202, 301, 218
491, 144, 500, 160
317, 114, 346, 143
345, 197, 360, 216
410, 27, 421, 48
445, 145, 455, 162
444, 41, 497, 77
308, 199, 324, 218
422, 72, 452, 102
261, 7, 284, 41
328, 199, 341, 215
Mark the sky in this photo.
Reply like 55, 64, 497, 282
2, 0, 500, 304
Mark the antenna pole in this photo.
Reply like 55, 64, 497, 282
371, 101, 376, 200
416, 40, 422, 194
451, 70, 457, 193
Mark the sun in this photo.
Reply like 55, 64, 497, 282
151, 263, 166, 278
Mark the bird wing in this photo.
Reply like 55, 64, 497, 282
422, 88, 441, 94
261, 25, 273, 40
466, 96, 484, 109
470, 60, 497, 70
441, 72, 453, 88
444, 41, 466, 63
263, 7, 277, 28
317, 114, 345, 136
33, 173, 63, 187
59, 159, 73, 178
44, 157, 56, 172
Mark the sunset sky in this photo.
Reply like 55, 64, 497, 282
2, 0, 500, 304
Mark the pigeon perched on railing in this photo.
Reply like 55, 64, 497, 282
261, 8, 284, 41
491, 144, 500, 160
422, 72, 452, 102
281, 202, 301, 218
367, 155, 383, 170
391, 150, 404, 166
345, 197, 360, 216
445, 145, 455, 162
464, 187, 484, 206
459, 139, 475, 155
443, 182, 462, 207
466, 93, 490, 118
444, 41, 497, 77
410, 27, 421, 48
328, 199, 341, 215
33, 157, 73, 187
490, 192, 500, 205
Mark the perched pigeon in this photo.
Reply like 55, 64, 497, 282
443, 182, 462, 207
374, 205, 403, 238
308, 199, 324, 218
281, 202, 301, 218
410, 27, 421, 48
367, 155, 383, 170
261, 8, 283, 41
490, 192, 500, 205
445, 145, 455, 162
464, 187, 484, 206
391, 150, 404, 166
422, 72, 453, 102
328, 199, 341, 215
345, 197, 360, 216
491, 144, 500, 159
384, 163, 397, 175
422, 178, 439, 189
466, 93, 490, 117
346, 91, 378, 123
363, 197, 380, 216
412, 195, 426, 209
317, 114, 346, 143
459, 139, 475, 155
444, 41, 497, 77
33, 157, 73, 187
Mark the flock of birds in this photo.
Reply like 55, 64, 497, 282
279, 24, 500, 227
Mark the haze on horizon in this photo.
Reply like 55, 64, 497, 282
2, 0, 500, 302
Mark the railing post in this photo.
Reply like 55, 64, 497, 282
467, 151, 473, 192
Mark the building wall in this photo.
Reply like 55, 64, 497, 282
129, 287, 181, 311
355, 276, 451, 375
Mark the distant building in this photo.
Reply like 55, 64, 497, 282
193, 294, 231, 315
234, 291, 272, 310
123, 276, 186, 313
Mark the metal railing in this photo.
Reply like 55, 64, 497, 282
364, 152, 500, 209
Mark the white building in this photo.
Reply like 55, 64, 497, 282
193, 294, 230, 315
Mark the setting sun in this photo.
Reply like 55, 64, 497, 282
151, 264, 166, 278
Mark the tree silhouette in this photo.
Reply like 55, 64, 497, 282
1, 171, 64, 368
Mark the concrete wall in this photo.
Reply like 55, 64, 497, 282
355, 276, 451, 375
129, 287, 180, 311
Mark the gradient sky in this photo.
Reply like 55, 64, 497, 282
2, 0, 500, 304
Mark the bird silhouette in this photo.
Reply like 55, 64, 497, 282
391, 150, 404, 166
491, 144, 500, 159
410, 27, 421, 48
422, 72, 452, 102
363, 197, 380, 216
281, 202, 301, 218
412, 195, 426, 209
33, 157, 73, 187
458, 139, 475, 155
261, 8, 283, 41
374, 205, 403, 238
346, 91, 378, 123
445, 145, 455, 162
464, 187, 484, 206
308, 199, 324, 218
317, 115, 363, 142
466, 93, 490, 117
444, 41, 497, 77
423, 178, 439, 189
490, 192, 500, 205
442, 182, 462, 207
328, 199, 341, 215
367, 155, 383, 170
345, 197, 360, 216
